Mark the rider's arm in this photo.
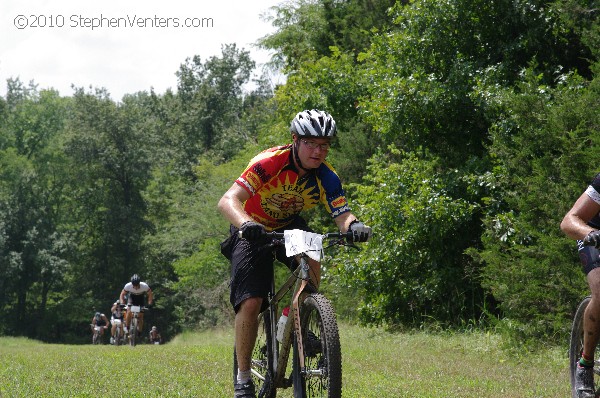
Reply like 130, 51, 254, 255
561, 192, 600, 240
147, 289, 154, 306
218, 183, 253, 228
334, 212, 358, 233
119, 289, 127, 304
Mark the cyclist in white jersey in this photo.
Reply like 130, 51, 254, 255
119, 274, 153, 338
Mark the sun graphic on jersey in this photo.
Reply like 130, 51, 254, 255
259, 173, 320, 220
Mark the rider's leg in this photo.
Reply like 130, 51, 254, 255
583, 267, 600, 362
125, 310, 132, 330
235, 297, 262, 382
111, 322, 116, 338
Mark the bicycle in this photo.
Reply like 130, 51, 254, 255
111, 304, 127, 346
127, 305, 148, 347
233, 229, 359, 398
90, 324, 106, 345
570, 237, 600, 397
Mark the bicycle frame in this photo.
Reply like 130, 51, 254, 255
252, 231, 351, 390
127, 305, 147, 346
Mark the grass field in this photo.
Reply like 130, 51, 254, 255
0, 324, 569, 397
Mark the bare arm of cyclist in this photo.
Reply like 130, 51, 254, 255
218, 183, 253, 228
561, 192, 600, 240
333, 212, 357, 233
147, 289, 154, 306
119, 289, 127, 304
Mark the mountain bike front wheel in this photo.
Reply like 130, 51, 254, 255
130, 317, 138, 347
292, 293, 342, 398
115, 325, 121, 346
569, 296, 600, 398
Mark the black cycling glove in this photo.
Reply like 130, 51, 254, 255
348, 220, 372, 243
584, 230, 600, 248
240, 221, 266, 241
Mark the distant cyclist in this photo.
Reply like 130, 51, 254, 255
91, 311, 109, 339
149, 326, 162, 344
109, 300, 125, 344
119, 274, 153, 338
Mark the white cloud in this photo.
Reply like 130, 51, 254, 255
0, 0, 281, 100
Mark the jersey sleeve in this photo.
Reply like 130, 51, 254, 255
235, 148, 286, 196
586, 173, 600, 205
318, 161, 351, 218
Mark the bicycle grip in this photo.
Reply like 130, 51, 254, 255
584, 231, 600, 247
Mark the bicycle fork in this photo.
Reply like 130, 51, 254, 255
291, 260, 311, 373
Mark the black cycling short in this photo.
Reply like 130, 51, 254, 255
578, 239, 600, 275
224, 217, 312, 313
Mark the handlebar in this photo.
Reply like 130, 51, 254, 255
238, 230, 354, 241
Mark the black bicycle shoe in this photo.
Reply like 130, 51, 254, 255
575, 363, 595, 398
234, 379, 256, 398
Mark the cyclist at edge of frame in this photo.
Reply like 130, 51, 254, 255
217, 109, 373, 398
561, 172, 600, 398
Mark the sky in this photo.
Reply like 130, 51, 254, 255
0, 0, 283, 100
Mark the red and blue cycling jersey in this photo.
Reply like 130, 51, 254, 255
235, 144, 351, 230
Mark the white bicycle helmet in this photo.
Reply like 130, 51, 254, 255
290, 109, 337, 138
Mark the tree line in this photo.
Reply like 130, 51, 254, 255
1, 0, 599, 347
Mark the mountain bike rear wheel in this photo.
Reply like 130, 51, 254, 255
234, 311, 276, 398
292, 293, 341, 398
569, 296, 600, 398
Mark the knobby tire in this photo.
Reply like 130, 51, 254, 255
570, 296, 600, 398
292, 293, 342, 398
130, 317, 138, 347
115, 325, 121, 346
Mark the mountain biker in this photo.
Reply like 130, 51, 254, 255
119, 274, 153, 338
561, 172, 600, 398
149, 326, 162, 344
91, 311, 109, 339
110, 300, 125, 344
218, 109, 372, 398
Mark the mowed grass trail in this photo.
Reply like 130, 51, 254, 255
0, 324, 569, 397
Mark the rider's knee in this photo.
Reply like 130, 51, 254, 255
239, 297, 262, 315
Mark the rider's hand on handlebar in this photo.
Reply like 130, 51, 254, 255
349, 220, 372, 242
240, 221, 266, 241
584, 230, 600, 248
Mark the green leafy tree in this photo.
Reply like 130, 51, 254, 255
0, 83, 73, 338
338, 148, 485, 326
473, 65, 600, 342
63, 88, 153, 304
174, 44, 256, 169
